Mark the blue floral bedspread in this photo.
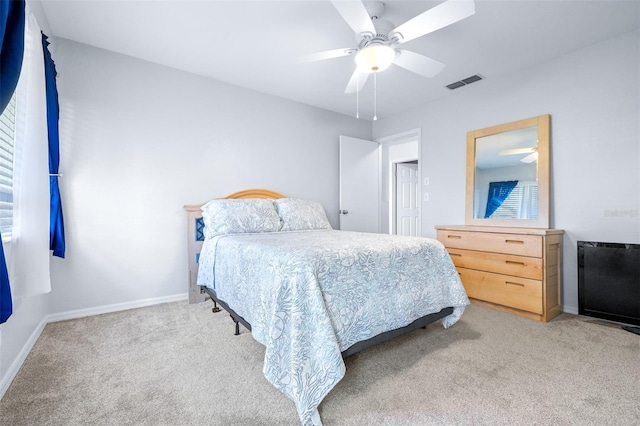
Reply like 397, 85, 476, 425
197, 230, 469, 425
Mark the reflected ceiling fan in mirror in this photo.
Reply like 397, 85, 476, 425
302, 0, 475, 119
499, 147, 538, 163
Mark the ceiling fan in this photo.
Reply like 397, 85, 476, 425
499, 147, 538, 164
302, 0, 476, 93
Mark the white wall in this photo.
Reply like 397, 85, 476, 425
372, 30, 640, 313
48, 39, 370, 314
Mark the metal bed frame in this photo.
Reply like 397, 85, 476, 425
203, 286, 454, 358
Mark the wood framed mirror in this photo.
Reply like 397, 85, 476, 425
465, 114, 550, 228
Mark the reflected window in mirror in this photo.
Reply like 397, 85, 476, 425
483, 181, 539, 220
474, 125, 539, 220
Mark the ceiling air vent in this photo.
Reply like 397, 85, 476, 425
446, 74, 483, 90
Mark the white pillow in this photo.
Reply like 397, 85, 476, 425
274, 198, 332, 231
201, 198, 281, 239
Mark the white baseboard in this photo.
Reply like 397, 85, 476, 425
0, 293, 188, 400
563, 305, 579, 315
46, 293, 188, 323
0, 317, 48, 400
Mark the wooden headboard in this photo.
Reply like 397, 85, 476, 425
184, 189, 286, 303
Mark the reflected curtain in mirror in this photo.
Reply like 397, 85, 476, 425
484, 180, 518, 218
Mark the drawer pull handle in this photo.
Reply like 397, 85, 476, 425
447, 235, 462, 239
505, 260, 525, 266
505, 239, 524, 244
449, 253, 462, 257
505, 281, 525, 287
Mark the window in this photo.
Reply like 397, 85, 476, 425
491, 181, 539, 220
0, 93, 16, 236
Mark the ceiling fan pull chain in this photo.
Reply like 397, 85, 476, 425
356, 73, 360, 119
373, 72, 377, 121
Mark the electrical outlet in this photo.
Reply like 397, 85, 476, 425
424, 177, 430, 186
423, 193, 429, 202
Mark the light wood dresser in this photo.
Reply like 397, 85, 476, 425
436, 225, 564, 322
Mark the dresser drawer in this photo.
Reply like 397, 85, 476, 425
437, 230, 542, 257
457, 268, 543, 314
447, 248, 543, 280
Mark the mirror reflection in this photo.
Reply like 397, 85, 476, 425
474, 126, 539, 220
465, 114, 550, 229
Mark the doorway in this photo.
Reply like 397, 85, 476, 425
377, 129, 421, 236
395, 161, 419, 236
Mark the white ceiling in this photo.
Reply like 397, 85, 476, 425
39, 0, 640, 121
475, 125, 538, 169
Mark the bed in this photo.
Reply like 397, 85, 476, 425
185, 189, 469, 426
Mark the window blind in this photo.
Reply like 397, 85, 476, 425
0, 94, 16, 235
492, 183, 539, 220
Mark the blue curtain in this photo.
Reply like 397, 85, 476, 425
42, 33, 65, 258
484, 180, 518, 218
0, 0, 25, 323
0, 0, 23, 111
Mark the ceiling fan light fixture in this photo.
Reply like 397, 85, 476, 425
355, 44, 395, 73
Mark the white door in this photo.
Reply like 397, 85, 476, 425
339, 136, 380, 232
396, 162, 419, 236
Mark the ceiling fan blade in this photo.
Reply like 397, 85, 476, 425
521, 152, 538, 163
330, 0, 376, 36
499, 147, 536, 156
345, 69, 369, 93
390, 0, 475, 44
300, 48, 355, 63
393, 50, 445, 78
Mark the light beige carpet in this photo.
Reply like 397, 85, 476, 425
1, 301, 638, 426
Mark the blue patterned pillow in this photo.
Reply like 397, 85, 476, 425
274, 198, 333, 231
201, 199, 281, 239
